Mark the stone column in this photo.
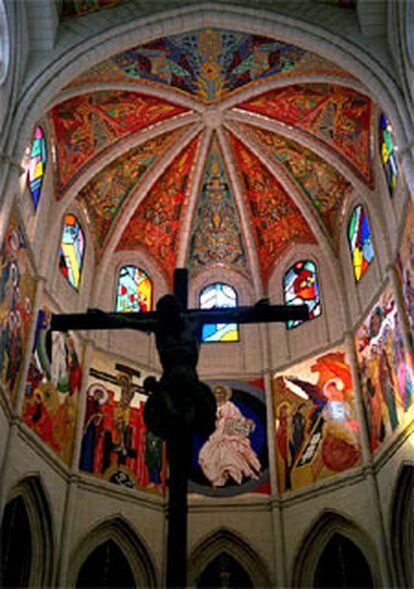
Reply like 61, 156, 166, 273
387, 263, 413, 354
0, 157, 25, 244
400, 146, 414, 199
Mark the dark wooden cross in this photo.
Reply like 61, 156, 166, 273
51, 268, 308, 588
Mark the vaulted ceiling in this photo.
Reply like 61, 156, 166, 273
48, 27, 374, 287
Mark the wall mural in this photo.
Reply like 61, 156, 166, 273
355, 285, 414, 453
51, 91, 187, 193
238, 84, 372, 187
23, 308, 82, 464
398, 202, 414, 332
188, 136, 248, 273
189, 379, 270, 497
273, 347, 361, 492
79, 348, 166, 494
0, 208, 36, 404
77, 127, 186, 252
116, 135, 201, 284
59, 0, 129, 18
68, 29, 353, 102
228, 131, 316, 286
238, 123, 351, 239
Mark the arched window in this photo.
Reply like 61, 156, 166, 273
59, 214, 85, 290
379, 113, 398, 196
27, 126, 47, 210
115, 265, 152, 312
348, 205, 374, 282
283, 260, 321, 329
76, 540, 136, 588
199, 283, 239, 343
1, 495, 32, 587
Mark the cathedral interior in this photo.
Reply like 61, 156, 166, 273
0, 0, 413, 587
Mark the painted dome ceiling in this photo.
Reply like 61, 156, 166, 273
49, 28, 373, 287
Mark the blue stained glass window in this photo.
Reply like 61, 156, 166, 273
27, 126, 47, 210
379, 113, 398, 195
348, 205, 374, 282
59, 214, 85, 290
116, 265, 152, 312
284, 260, 321, 329
200, 283, 239, 343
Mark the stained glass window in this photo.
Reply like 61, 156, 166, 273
348, 205, 374, 282
284, 260, 321, 329
200, 283, 239, 343
59, 214, 85, 290
116, 265, 152, 312
27, 126, 47, 210
379, 113, 398, 195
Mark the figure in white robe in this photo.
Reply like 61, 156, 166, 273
199, 384, 261, 487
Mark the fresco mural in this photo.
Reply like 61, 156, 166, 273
238, 84, 372, 186
116, 135, 201, 284
77, 127, 186, 252
68, 29, 353, 102
188, 136, 247, 273
238, 123, 351, 238
23, 308, 82, 464
79, 349, 166, 494
51, 91, 187, 193
398, 202, 414, 332
0, 208, 36, 404
228, 132, 316, 286
273, 347, 361, 492
189, 379, 270, 497
355, 286, 414, 453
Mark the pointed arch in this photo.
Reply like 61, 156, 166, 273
390, 463, 414, 587
283, 259, 322, 329
379, 113, 399, 197
199, 282, 239, 343
27, 125, 47, 211
188, 528, 272, 588
68, 516, 157, 588
2, 475, 55, 587
347, 204, 375, 282
59, 212, 86, 290
115, 264, 153, 313
292, 510, 380, 588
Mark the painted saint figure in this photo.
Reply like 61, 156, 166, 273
199, 384, 261, 487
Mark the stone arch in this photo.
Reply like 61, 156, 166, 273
2, 474, 55, 587
0, 0, 10, 86
292, 509, 381, 588
68, 516, 157, 588
188, 527, 272, 588
390, 462, 414, 587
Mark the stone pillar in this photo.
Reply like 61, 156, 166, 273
0, 157, 25, 244
56, 338, 94, 587
344, 332, 394, 586
387, 263, 413, 354
400, 146, 414, 199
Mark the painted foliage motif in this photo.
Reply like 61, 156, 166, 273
238, 84, 372, 186
59, 214, 85, 290
23, 309, 82, 464
60, 0, 129, 18
51, 91, 187, 193
348, 205, 374, 282
200, 283, 239, 343
0, 209, 36, 403
229, 132, 316, 286
116, 136, 200, 284
68, 29, 352, 102
273, 348, 361, 492
239, 123, 351, 237
189, 380, 269, 497
188, 137, 247, 273
27, 126, 47, 211
116, 266, 152, 313
284, 260, 321, 329
398, 202, 414, 332
77, 128, 186, 252
355, 286, 414, 452
79, 349, 166, 494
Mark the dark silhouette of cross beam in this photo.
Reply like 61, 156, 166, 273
51, 268, 308, 588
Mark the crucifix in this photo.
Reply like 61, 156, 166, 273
51, 268, 308, 588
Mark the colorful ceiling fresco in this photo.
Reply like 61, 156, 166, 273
237, 123, 352, 238
77, 127, 187, 252
188, 136, 248, 274
59, 0, 129, 18
116, 135, 201, 283
51, 91, 188, 194
228, 132, 316, 285
67, 29, 353, 103
237, 84, 372, 186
